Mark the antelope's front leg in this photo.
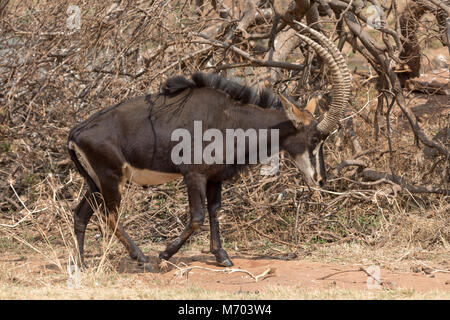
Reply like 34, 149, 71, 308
159, 172, 207, 261
207, 180, 233, 267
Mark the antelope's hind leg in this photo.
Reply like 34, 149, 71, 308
74, 191, 96, 268
98, 171, 149, 264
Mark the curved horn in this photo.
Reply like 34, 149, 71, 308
294, 32, 346, 134
294, 21, 351, 103
294, 21, 351, 134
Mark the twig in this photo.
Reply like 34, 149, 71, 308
414, 260, 450, 274
317, 268, 362, 280
317, 267, 383, 285
189, 34, 306, 71
0, 182, 47, 228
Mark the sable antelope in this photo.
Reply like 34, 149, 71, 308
68, 23, 350, 267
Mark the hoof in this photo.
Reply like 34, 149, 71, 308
217, 258, 233, 267
214, 249, 233, 267
130, 251, 150, 264
136, 255, 150, 265
77, 260, 87, 270
158, 251, 171, 261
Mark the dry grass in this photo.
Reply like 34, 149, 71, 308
1, 283, 449, 300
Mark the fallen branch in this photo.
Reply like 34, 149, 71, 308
160, 259, 275, 282
361, 168, 449, 195
336, 159, 366, 174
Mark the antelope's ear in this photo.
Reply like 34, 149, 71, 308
304, 96, 319, 115
279, 94, 311, 127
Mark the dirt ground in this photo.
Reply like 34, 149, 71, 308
134, 253, 450, 293
1, 244, 449, 299
168, 260, 448, 293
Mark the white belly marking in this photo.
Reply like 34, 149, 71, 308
123, 163, 182, 186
